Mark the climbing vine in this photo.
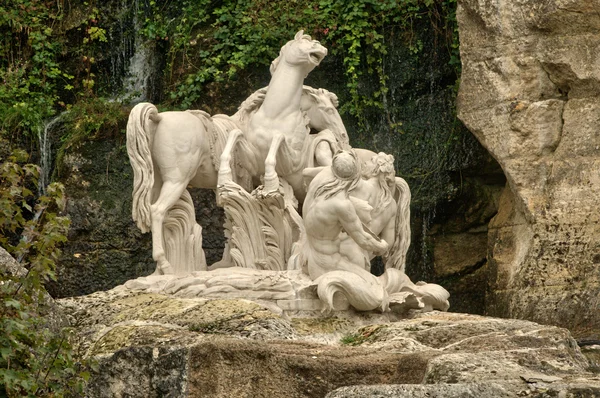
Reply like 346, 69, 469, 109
140, 0, 459, 120
0, 0, 66, 135
0, 0, 459, 140
0, 0, 109, 141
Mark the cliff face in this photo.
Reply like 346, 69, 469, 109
457, 0, 600, 336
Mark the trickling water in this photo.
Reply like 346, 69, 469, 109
120, 0, 154, 103
100, 0, 157, 102
123, 39, 153, 103
422, 208, 435, 261
38, 114, 65, 195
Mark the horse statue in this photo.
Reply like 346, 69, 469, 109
233, 85, 350, 168
127, 32, 350, 275
233, 84, 380, 171
218, 30, 329, 201
126, 107, 257, 274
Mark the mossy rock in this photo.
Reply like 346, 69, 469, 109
291, 317, 353, 336
92, 324, 192, 356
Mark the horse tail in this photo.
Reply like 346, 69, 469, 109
316, 268, 387, 312
386, 176, 411, 272
126, 102, 160, 233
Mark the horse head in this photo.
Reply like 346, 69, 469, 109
301, 87, 350, 146
270, 30, 328, 76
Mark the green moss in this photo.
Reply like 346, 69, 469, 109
91, 324, 182, 355
183, 299, 278, 333
291, 317, 352, 336
340, 325, 386, 346
111, 294, 194, 323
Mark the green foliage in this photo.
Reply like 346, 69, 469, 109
0, 150, 90, 397
140, 0, 459, 115
0, 1, 65, 135
0, 0, 109, 140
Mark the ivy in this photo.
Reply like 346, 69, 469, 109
139, 0, 459, 117
0, 0, 110, 141
0, 1, 65, 135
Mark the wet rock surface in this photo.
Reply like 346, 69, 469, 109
60, 291, 600, 397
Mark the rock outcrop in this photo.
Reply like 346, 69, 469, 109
457, 0, 600, 336
59, 290, 600, 397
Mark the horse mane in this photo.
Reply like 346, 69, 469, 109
386, 176, 411, 272
236, 85, 336, 126
233, 87, 267, 128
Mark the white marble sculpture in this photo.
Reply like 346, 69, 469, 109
296, 150, 449, 312
126, 32, 345, 275
125, 30, 450, 314
217, 30, 331, 199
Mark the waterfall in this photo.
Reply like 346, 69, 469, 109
38, 114, 64, 195
110, 0, 156, 103
123, 36, 153, 103
102, 0, 157, 103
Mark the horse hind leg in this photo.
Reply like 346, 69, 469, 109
150, 180, 188, 275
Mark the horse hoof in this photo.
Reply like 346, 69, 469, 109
160, 262, 175, 275
264, 173, 279, 192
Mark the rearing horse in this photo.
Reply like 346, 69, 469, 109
218, 30, 328, 200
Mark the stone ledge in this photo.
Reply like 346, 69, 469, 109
59, 291, 600, 397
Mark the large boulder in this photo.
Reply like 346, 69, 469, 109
59, 290, 599, 397
456, 0, 600, 336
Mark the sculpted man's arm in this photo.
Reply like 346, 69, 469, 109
335, 199, 388, 255
380, 210, 396, 250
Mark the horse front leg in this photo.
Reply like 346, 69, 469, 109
264, 133, 286, 192
218, 128, 245, 185
150, 180, 188, 275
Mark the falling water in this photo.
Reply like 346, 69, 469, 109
38, 114, 64, 195
101, 0, 156, 102
108, 0, 155, 103
14, 114, 65, 264
123, 39, 153, 103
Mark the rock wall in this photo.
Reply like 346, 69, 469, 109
457, 0, 600, 336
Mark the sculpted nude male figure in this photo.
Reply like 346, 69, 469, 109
302, 150, 389, 280
338, 153, 398, 265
